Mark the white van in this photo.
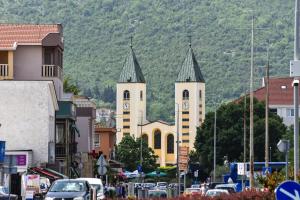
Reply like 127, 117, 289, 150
77, 178, 105, 200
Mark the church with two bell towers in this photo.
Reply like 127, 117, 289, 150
116, 40, 205, 167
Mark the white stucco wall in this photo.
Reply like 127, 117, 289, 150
0, 81, 57, 165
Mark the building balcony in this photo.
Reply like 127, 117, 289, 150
55, 144, 66, 158
42, 65, 63, 80
0, 64, 9, 78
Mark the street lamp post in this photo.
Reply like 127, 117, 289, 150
213, 105, 217, 182
249, 13, 255, 188
176, 103, 180, 196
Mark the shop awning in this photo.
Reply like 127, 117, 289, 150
45, 168, 68, 179
29, 167, 61, 180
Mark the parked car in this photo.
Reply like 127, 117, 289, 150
168, 183, 184, 193
191, 184, 201, 188
77, 178, 105, 200
0, 186, 18, 200
148, 189, 167, 198
142, 183, 156, 189
45, 179, 90, 200
205, 189, 229, 197
215, 183, 237, 193
208, 182, 224, 189
156, 182, 168, 190
184, 188, 202, 196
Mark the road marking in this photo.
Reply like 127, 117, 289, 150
279, 188, 300, 200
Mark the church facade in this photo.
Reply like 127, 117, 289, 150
116, 42, 205, 166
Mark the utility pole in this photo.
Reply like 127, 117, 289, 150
243, 92, 247, 190
213, 108, 217, 182
293, 0, 300, 182
176, 103, 180, 195
265, 48, 270, 169
140, 111, 143, 167
249, 14, 255, 188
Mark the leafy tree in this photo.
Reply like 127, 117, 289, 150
195, 98, 287, 175
63, 76, 80, 95
115, 135, 158, 173
102, 86, 116, 103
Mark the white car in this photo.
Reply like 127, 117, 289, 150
205, 189, 229, 197
77, 178, 105, 200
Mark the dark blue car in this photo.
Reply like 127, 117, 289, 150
45, 179, 91, 200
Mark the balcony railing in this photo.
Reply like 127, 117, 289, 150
55, 144, 66, 158
0, 64, 9, 77
42, 65, 62, 80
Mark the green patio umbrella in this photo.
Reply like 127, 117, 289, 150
146, 171, 167, 177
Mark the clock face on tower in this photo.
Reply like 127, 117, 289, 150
183, 101, 189, 110
123, 102, 130, 110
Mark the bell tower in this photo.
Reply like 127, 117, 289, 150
116, 40, 147, 143
175, 40, 205, 150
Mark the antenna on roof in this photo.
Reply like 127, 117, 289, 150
130, 36, 133, 48
188, 35, 192, 47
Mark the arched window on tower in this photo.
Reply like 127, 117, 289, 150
167, 134, 174, 154
183, 90, 189, 100
154, 130, 161, 149
142, 134, 148, 146
123, 90, 130, 100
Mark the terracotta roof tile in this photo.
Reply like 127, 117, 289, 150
0, 24, 61, 49
254, 77, 297, 105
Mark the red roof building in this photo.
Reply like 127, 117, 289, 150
245, 76, 300, 126
0, 24, 62, 49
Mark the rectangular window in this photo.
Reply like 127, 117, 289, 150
123, 118, 130, 122
182, 118, 189, 122
270, 108, 277, 114
94, 134, 100, 148
199, 90, 202, 99
287, 108, 295, 117
140, 91, 143, 101
182, 140, 189, 143
123, 111, 130, 115
123, 126, 130, 129
199, 111, 202, 115
199, 104, 202, 107
182, 126, 189, 129
182, 133, 189, 136
55, 124, 65, 144
182, 111, 189, 114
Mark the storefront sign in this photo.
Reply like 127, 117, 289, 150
26, 174, 40, 193
16, 155, 27, 166
0, 141, 5, 164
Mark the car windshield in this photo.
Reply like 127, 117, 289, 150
149, 191, 167, 198
187, 188, 201, 193
0, 187, 8, 194
157, 182, 167, 186
191, 185, 200, 188
49, 181, 87, 192
206, 191, 225, 196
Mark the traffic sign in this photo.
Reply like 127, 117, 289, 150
194, 170, 198, 178
276, 181, 300, 200
97, 166, 107, 176
262, 167, 272, 175
137, 165, 142, 173
97, 155, 108, 175
0, 141, 5, 164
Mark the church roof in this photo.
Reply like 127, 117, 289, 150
118, 46, 145, 83
176, 45, 205, 83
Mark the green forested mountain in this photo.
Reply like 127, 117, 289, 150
0, 0, 294, 121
